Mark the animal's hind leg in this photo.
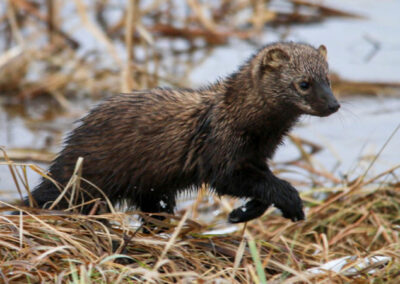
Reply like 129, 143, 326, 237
137, 192, 176, 232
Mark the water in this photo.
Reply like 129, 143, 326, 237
188, 0, 400, 179
190, 0, 400, 82
1, 0, 399, 201
279, 96, 400, 178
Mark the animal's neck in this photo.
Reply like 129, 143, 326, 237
216, 70, 301, 136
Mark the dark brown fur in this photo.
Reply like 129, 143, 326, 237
26, 42, 340, 223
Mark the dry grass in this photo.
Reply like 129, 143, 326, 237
0, 160, 399, 283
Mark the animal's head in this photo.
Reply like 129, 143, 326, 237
252, 42, 340, 117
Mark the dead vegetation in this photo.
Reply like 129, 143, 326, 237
1, 0, 400, 283
0, 155, 399, 283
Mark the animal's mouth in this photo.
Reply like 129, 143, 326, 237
298, 100, 340, 117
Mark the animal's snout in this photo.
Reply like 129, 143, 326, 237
328, 101, 340, 113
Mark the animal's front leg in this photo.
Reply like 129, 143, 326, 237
216, 166, 305, 223
268, 177, 305, 222
228, 177, 304, 223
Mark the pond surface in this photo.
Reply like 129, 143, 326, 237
1, 0, 399, 201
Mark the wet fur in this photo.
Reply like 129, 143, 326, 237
26, 42, 338, 223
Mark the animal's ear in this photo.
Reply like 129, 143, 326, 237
318, 45, 327, 59
263, 48, 290, 69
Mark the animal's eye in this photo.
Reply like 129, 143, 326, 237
299, 81, 310, 90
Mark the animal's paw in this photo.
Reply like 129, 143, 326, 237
228, 199, 270, 223
281, 205, 305, 222
274, 183, 305, 222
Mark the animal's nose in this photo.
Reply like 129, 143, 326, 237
328, 102, 340, 112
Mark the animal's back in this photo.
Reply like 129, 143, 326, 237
29, 89, 210, 210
